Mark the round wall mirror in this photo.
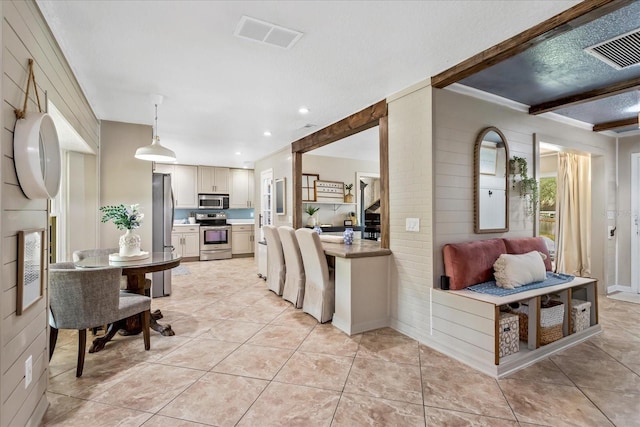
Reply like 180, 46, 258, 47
474, 126, 509, 233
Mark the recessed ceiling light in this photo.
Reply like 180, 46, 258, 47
298, 107, 309, 114
263, 130, 272, 136
235, 152, 241, 155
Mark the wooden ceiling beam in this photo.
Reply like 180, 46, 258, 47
530, 77, 640, 115
291, 100, 387, 154
431, 0, 633, 89
593, 116, 638, 132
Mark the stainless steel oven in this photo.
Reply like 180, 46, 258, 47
196, 213, 232, 260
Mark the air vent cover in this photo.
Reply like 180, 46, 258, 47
586, 28, 640, 70
234, 16, 303, 49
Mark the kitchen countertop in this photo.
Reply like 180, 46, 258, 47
321, 239, 391, 259
172, 223, 199, 227
226, 219, 255, 225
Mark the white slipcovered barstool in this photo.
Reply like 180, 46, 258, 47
263, 225, 285, 295
295, 228, 334, 323
278, 226, 305, 308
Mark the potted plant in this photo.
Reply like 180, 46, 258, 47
304, 205, 320, 227
100, 204, 144, 257
344, 183, 354, 203
509, 156, 538, 216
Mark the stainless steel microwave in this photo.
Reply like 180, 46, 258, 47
198, 194, 229, 209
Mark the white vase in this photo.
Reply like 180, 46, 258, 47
307, 216, 317, 227
119, 229, 141, 257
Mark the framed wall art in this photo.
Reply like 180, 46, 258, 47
17, 228, 45, 315
302, 173, 319, 201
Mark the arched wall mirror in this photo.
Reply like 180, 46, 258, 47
474, 126, 509, 233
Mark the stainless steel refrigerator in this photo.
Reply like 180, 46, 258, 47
152, 173, 174, 297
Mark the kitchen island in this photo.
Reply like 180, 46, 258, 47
320, 238, 391, 335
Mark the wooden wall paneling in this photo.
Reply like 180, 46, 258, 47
2, 128, 15, 157
430, 329, 495, 366
2, 155, 19, 185
1, 298, 46, 346
431, 302, 494, 334
8, 1, 98, 142
5, 2, 98, 148
2, 184, 48, 210
1, 348, 47, 427
431, 316, 494, 352
1, 326, 45, 395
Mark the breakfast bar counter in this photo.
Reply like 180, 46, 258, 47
320, 238, 391, 335
321, 238, 392, 258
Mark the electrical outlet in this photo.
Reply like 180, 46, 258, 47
25, 355, 32, 388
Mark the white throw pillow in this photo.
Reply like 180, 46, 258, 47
493, 251, 547, 289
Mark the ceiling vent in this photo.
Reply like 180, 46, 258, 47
234, 16, 303, 49
585, 28, 640, 70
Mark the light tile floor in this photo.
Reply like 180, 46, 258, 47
45, 258, 640, 426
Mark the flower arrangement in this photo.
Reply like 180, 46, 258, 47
100, 204, 144, 230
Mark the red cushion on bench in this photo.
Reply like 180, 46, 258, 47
503, 237, 552, 271
443, 239, 507, 290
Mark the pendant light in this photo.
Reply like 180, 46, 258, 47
135, 95, 176, 162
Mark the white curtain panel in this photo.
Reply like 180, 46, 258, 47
555, 152, 591, 276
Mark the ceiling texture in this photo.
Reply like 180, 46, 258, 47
35, 1, 639, 167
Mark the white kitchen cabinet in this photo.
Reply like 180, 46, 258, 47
232, 224, 254, 255
172, 226, 200, 258
154, 163, 198, 209
198, 166, 230, 194
230, 168, 254, 208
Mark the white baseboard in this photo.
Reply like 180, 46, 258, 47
607, 284, 632, 294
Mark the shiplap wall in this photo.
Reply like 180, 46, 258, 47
385, 84, 616, 357
1, 1, 99, 425
432, 88, 616, 292
387, 81, 434, 344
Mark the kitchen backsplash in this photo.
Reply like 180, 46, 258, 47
174, 208, 254, 222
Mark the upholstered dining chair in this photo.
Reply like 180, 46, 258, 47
48, 262, 152, 377
295, 228, 335, 323
278, 226, 305, 308
73, 248, 152, 294
263, 225, 286, 295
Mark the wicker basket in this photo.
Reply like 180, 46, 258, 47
509, 299, 564, 344
540, 323, 563, 345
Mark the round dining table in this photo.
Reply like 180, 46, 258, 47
75, 251, 181, 352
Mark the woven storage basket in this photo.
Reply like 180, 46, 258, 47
571, 299, 591, 333
540, 299, 564, 328
540, 323, 563, 345
510, 299, 564, 343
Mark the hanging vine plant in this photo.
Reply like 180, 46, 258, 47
509, 156, 538, 217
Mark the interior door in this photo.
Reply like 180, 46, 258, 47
631, 153, 640, 293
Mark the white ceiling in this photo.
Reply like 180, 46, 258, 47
36, 1, 579, 167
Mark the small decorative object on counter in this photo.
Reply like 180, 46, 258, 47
343, 227, 354, 245
312, 225, 323, 234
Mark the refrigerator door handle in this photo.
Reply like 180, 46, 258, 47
170, 189, 175, 227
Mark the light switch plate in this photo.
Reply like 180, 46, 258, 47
607, 210, 615, 220
406, 218, 420, 232
25, 355, 32, 388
